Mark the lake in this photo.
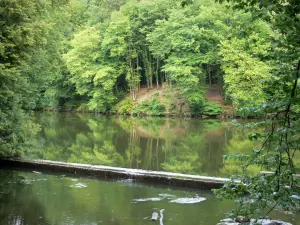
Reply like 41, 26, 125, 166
0, 169, 298, 225
23, 112, 263, 177
3, 112, 299, 225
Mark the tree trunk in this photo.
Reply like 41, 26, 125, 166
136, 52, 140, 91
129, 57, 136, 101
207, 65, 211, 86
156, 58, 159, 88
148, 50, 153, 89
142, 50, 150, 89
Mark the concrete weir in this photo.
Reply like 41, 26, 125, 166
0, 158, 228, 189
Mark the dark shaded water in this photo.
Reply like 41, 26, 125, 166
23, 112, 258, 177
0, 169, 298, 225
23, 112, 300, 177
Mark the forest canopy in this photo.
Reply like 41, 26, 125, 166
1, 0, 277, 113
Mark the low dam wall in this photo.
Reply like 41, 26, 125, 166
0, 158, 229, 189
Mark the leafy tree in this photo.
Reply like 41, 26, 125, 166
87, 0, 127, 24
0, 0, 44, 157
148, 0, 248, 111
101, 11, 136, 100
30, 0, 90, 110
120, 0, 176, 89
219, 20, 273, 107
214, 0, 300, 219
64, 25, 121, 111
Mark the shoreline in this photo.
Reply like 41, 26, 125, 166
34, 108, 263, 119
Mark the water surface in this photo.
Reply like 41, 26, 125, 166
23, 112, 299, 177
0, 169, 298, 225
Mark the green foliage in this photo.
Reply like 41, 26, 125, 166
87, 0, 127, 24
0, 0, 45, 157
134, 94, 165, 115
220, 29, 273, 107
213, 0, 300, 219
3, 0, 289, 116
202, 102, 223, 116
235, 105, 265, 117
24, 0, 88, 109
64, 25, 122, 111
13, 0, 281, 116
147, 0, 271, 113
2, 5, 300, 223
118, 99, 134, 115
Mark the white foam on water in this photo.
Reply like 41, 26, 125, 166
158, 193, 175, 198
118, 179, 133, 183
69, 183, 87, 188
169, 197, 206, 204
20, 179, 33, 185
20, 178, 47, 184
132, 197, 162, 202
32, 171, 41, 174
23, 158, 229, 182
36, 179, 47, 181
218, 218, 292, 225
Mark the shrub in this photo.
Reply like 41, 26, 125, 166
118, 99, 134, 114
134, 93, 165, 115
202, 101, 223, 116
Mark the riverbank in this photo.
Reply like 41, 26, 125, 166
39, 108, 262, 119
36, 85, 269, 119
38, 85, 244, 118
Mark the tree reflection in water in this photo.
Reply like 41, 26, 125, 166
23, 113, 300, 177
0, 170, 49, 225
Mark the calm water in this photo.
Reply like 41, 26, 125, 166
23, 112, 253, 177
0, 169, 298, 225
23, 112, 299, 177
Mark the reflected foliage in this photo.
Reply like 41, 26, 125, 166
0, 171, 49, 225
23, 113, 293, 177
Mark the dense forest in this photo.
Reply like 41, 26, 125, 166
1, 0, 293, 153
0, 0, 299, 219
0, 0, 281, 115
